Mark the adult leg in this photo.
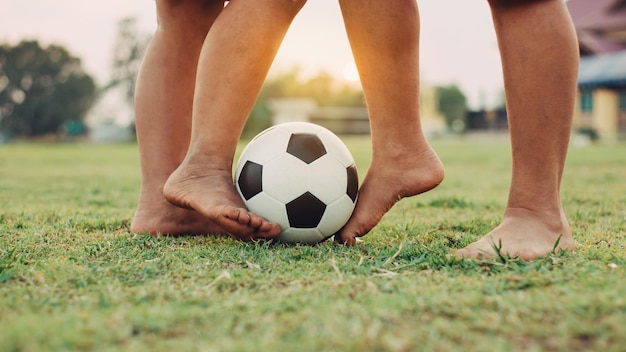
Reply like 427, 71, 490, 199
131, 0, 225, 236
336, 0, 445, 245
163, 0, 306, 241
454, 0, 577, 260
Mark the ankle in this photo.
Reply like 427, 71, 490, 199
372, 132, 430, 155
372, 138, 437, 164
503, 206, 569, 232
177, 153, 234, 175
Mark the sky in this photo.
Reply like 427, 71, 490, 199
1, 0, 504, 109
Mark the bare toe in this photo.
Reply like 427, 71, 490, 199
335, 232, 358, 246
224, 207, 250, 224
247, 213, 264, 229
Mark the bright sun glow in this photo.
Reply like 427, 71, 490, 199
342, 63, 360, 83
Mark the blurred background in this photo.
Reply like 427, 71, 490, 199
0, 0, 624, 143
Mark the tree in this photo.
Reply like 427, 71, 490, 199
0, 40, 97, 138
436, 84, 468, 132
106, 17, 151, 107
257, 67, 364, 107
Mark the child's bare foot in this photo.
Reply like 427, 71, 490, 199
452, 207, 574, 260
131, 198, 227, 236
163, 160, 281, 241
336, 145, 444, 245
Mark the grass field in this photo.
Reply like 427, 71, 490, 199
0, 136, 625, 351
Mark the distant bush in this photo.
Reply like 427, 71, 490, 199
577, 127, 599, 141
0, 40, 97, 139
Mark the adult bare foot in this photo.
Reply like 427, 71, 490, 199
162, 160, 281, 241
452, 207, 574, 261
336, 145, 444, 245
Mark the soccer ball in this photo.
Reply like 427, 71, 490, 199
234, 122, 359, 244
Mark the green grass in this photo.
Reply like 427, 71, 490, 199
0, 137, 625, 351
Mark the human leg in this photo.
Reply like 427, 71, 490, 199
453, 0, 578, 260
335, 0, 445, 245
163, 0, 306, 241
131, 0, 226, 236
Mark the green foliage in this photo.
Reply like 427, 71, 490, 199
0, 41, 97, 138
106, 17, 151, 106
259, 67, 364, 107
436, 84, 468, 130
0, 140, 625, 351
577, 127, 600, 141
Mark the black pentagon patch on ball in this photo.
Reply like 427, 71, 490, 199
286, 192, 327, 228
346, 164, 359, 202
286, 133, 327, 164
238, 161, 263, 200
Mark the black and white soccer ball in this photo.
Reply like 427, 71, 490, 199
235, 122, 359, 244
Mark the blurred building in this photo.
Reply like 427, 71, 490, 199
466, 108, 508, 132
268, 87, 446, 136
569, 0, 626, 141
268, 97, 373, 135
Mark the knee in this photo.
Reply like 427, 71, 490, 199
155, 0, 223, 32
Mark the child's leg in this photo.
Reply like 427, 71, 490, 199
454, 0, 577, 260
335, 0, 445, 245
163, 0, 306, 241
131, 0, 225, 236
